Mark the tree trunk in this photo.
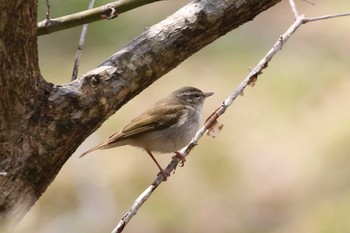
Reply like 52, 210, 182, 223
0, 0, 281, 226
0, 0, 49, 224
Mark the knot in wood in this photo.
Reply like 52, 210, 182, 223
90, 75, 100, 87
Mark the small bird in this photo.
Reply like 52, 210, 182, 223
80, 86, 213, 177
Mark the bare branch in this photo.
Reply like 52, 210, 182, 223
71, 0, 96, 81
45, 0, 51, 23
37, 0, 162, 36
301, 0, 315, 6
289, 0, 299, 18
110, 4, 350, 233
290, 0, 350, 23
112, 185, 159, 233
305, 12, 350, 22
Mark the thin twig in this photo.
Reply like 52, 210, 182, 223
305, 12, 350, 22
45, 0, 50, 20
71, 0, 96, 81
111, 5, 350, 233
289, 0, 299, 18
45, 0, 51, 26
301, 0, 315, 6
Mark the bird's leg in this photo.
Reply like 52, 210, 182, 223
146, 150, 170, 180
172, 152, 186, 167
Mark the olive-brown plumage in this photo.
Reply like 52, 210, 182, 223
80, 86, 213, 176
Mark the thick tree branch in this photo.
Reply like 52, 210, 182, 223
37, 0, 162, 36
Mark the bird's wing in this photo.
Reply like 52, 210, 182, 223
120, 104, 187, 138
79, 104, 186, 158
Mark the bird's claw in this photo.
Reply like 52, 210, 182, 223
173, 152, 186, 167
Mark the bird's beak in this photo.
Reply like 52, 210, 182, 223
204, 92, 214, 98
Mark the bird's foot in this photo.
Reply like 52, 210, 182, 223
172, 152, 186, 167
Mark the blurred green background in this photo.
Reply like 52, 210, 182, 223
14, 1, 350, 233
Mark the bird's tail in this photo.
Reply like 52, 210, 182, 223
79, 141, 110, 158
79, 132, 125, 158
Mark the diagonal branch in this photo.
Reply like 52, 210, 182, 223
37, 0, 162, 36
111, 4, 350, 233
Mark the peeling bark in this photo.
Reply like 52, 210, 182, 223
0, 0, 281, 226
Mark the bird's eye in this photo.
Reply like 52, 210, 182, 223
192, 93, 201, 98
